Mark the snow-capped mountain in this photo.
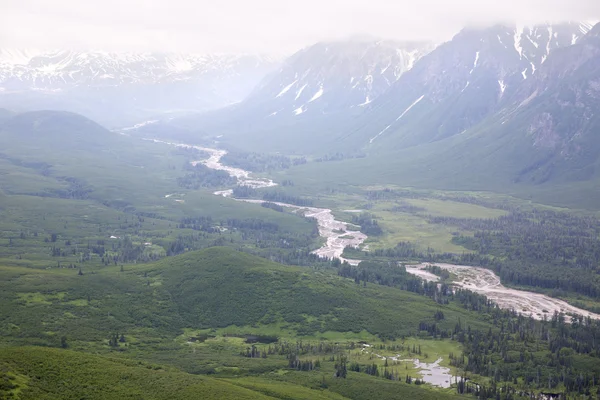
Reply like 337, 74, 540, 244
162, 24, 590, 154
247, 39, 435, 117
355, 21, 600, 200
143, 38, 436, 152
0, 50, 279, 126
358, 22, 594, 149
0, 49, 277, 89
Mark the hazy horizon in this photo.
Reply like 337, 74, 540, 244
2, 0, 600, 54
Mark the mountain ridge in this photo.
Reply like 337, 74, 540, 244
0, 49, 280, 127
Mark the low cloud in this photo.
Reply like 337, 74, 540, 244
1, 0, 599, 53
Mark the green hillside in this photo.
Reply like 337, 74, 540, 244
0, 346, 462, 400
144, 247, 487, 337
0, 110, 185, 206
0, 247, 486, 348
0, 347, 275, 400
0, 110, 320, 271
0, 248, 474, 399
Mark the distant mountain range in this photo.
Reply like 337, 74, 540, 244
157, 39, 435, 151
4, 21, 600, 207
0, 50, 279, 126
162, 22, 591, 152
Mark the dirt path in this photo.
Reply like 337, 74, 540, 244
406, 263, 600, 320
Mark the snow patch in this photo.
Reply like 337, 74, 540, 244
469, 51, 480, 75
308, 85, 323, 102
358, 96, 372, 106
528, 35, 539, 48
513, 27, 523, 59
294, 84, 307, 100
276, 80, 298, 98
461, 81, 470, 93
166, 56, 193, 72
545, 26, 553, 61
497, 35, 507, 48
521, 68, 528, 80
406, 50, 418, 70
293, 106, 305, 115
369, 125, 392, 144
498, 80, 506, 94
579, 22, 593, 35
369, 95, 425, 144
394, 95, 425, 122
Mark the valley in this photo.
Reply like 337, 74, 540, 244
161, 139, 600, 320
151, 139, 369, 264
3, 109, 600, 399
2, 13, 600, 400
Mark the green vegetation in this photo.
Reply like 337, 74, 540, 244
0, 247, 482, 399
0, 347, 277, 400
143, 247, 487, 338
220, 148, 307, 172
5, 109, 600, 398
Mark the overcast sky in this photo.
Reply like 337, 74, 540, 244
1, 0, 599, 54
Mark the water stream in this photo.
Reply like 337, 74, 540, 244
406, 263, 600, 320
149, 139, 367, 265
151, 138, 600, 319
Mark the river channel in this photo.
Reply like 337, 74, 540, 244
149, 139, 367, 265
151, 138, 600, 321
406, 263, 600, 320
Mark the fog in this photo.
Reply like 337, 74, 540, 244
1, 0, 599, 53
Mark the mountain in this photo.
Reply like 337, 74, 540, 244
156, 23, 591, 155
148, 39, 435, 152
347, 22, 595, 151
246, 39, 435, 116
423, 21, 600, 191
0, 50, 279, 127
278, 22, 600, 208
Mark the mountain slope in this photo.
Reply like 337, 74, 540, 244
0, 107, 14, 124
146, 247, 485, 337
151, 39, 434, 153
0, 347, 276, 400
280, 23, 600, 209
0, 110, 186, 204
358, 22, 594, 150
158, 23, 589, 155
247, 39, 434, 116
432, 22, 600, 189
0, 246, 488, 345
0, 50, 279, 127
